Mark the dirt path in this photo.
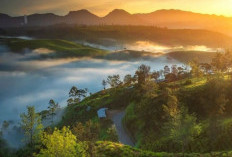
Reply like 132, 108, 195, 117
108, 110, 135, 146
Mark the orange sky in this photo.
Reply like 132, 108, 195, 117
0, 0, 232, 16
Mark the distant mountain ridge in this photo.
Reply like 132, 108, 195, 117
1, 9, 232, 35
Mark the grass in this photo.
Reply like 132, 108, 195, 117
95, 141, 232, 157
1, 38, 108, 58
168, 74, 231, 90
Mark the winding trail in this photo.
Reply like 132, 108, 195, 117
108, 110, 135, 146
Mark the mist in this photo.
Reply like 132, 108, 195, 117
0, 39, 185, 148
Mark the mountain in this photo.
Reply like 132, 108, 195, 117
65, 9, 99, 25
102, 9, 143, 25
27, 13, 62, 26
136, 9, 232, 35
1, 9, 232, 35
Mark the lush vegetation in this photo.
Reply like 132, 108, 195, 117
0, 38, 107, 58
122, 51, 232, 154
1, 44, 232, 156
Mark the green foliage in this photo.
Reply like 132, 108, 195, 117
48, 99, 59, 124
68, 86, 88, 105
36, 126, 88, 157
106, 75, 122, 88
106, 125, 118, 142
20, 106, 43, 147
0, 136, 12, 157
72, 120, 100, 142
189, 59, 203, 78
123, 74, 134, 86
94, 141, 163, 157
135, 64, 151, 86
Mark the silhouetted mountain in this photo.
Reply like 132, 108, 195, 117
1, 9, 232, 35
0, 13, 10, 19
27, 13, 62, 26
65, 9, 99, 25
102, 9, 143, 25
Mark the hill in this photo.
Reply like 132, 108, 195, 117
0, 38, 108, 58
2, 26, 232, 48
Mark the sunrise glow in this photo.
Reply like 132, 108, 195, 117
0, 0, 232, 16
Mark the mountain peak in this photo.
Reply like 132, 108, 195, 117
67, 9, 94, 16
105, 9, 131, 17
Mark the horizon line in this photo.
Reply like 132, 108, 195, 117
1, 8, 232, 18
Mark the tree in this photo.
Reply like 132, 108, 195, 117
211, 50, 232, 75
163, 95, 179, 119
177, 67, 184, 75
20, 106, 43, 147
211, 52, 226, 72
48, 99, 59, 124
163, 96, 201, 156
151, 71, 160, 81
68, 86, 88, 105
36, 127, 88, 157
200, 63, 212, 74
169, 109, 201, 156
171, 65, 178, 76
2, 121, 9, 130
189, 59, 202, 78
72, 120, 99, 157
102, 79, 107, 90
164, 65, 170, 76
165, 73, 177, 82
135, 64, 151, 85
0, 135, 10, 157
123, 74, 134, 85
106, 75, 122, 88
106, 125, 118, 142
72, 120, 100, 142
141, 80, 158, 98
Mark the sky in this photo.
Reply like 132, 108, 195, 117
0, 0, 232, 17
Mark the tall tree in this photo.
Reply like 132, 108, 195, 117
20, 106, 43, 147
171, 65, 178, 76
189, 59, 202, 78
68, 86, 88, 105
211, 52, 226, 73
164, 65, 170, 76
102, 79, 107, 90
151, 71, 160, 81
163, 96, 201, 156
48, 99, 59, 124
123, 74, 134, 85
135, 64, 151, 86
106, 75, 122, 88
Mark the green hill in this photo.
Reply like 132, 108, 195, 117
0, 38, 108, 58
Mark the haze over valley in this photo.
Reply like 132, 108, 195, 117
1, 2, 232, 156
